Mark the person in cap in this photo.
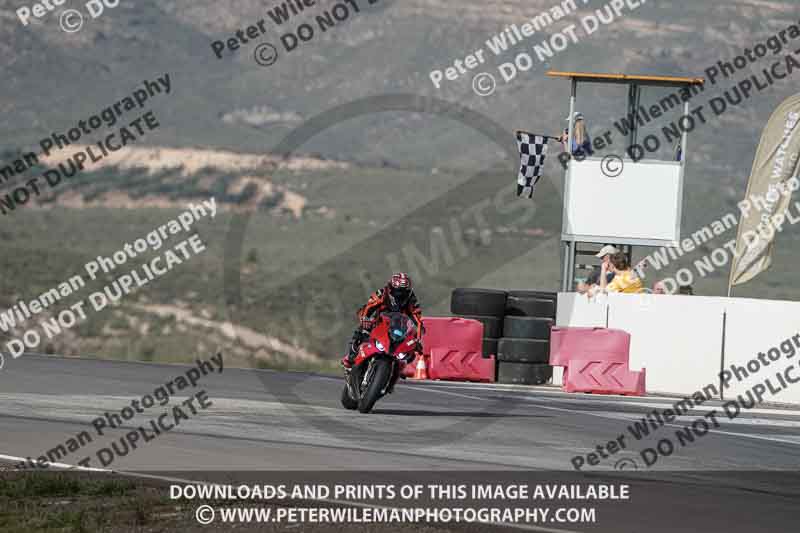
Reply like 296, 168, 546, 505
559, 112, 593, 157
596, 244, 617, 285
576, 245, 616, 295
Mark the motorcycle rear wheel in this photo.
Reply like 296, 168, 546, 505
358, 359, 392, 414
341, 383, 358, 410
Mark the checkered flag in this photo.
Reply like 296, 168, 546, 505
516, 131, 551, 199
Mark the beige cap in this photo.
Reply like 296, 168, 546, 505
595, 245, 618, 258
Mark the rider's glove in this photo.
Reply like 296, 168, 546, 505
400, 352, 417, 364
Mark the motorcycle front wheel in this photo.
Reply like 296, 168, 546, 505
341, 383, 358, 410
357, 358, 392, 414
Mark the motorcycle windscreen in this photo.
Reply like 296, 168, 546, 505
386, 312, 416, 343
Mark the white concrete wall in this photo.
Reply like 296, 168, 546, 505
607, 293, 725, 397
723, 298, 800, 405
555, 292, 800, 405
556, 292, 608, 328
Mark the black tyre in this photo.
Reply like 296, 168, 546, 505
497, 338, 550, 363
503, 316, 554, 340
497, 362, 553, 385
358, 359, 392, 413
341, 384, 358, 410
505, 295, 556, 318
457, 315, 502, 338
482, 337, 498, 359
451, 288, 507, 318
507, 290, 557, 301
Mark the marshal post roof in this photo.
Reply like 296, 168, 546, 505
547, 71, 705, 87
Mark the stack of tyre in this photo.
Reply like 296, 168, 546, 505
498, 291, 557, 385
450, 289, 556, 385
450, 289, 557, 385
450, 289, 506, 364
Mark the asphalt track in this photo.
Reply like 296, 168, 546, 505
2, 355, 800, 532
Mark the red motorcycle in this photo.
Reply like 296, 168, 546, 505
341, 312, 419, 413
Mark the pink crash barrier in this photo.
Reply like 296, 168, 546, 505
427, 347, 495, 382
549, 327, 645, 396
563, 359, 646, 395
403, 317, 494, 382
550, 327, 631, 367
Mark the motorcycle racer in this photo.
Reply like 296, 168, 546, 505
341, 272, 423, 369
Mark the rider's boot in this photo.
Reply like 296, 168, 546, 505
342, 329, 365, 370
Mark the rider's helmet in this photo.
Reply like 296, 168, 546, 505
387, 272, 413, 310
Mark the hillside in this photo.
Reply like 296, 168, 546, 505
2, 0, 796, 173
1, 0, 799, 366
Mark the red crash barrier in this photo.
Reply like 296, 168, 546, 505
550, 327, 631, 367
549, 327, 645, 396
403, 317, 494, 382
563, 360, 646, 395
428, 348, 494, 382
424, 316, 484, 352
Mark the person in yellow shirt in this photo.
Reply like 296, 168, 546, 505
601, 252, 644, 294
